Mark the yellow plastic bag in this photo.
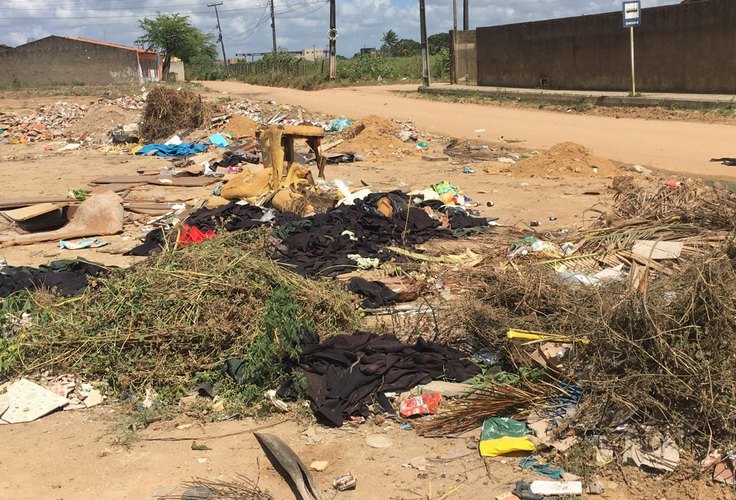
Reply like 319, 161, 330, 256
479, 436, 536, 457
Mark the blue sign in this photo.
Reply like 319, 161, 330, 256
623, 1, 641, 27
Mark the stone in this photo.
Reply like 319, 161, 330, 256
309, 461, 329, 472
83, 389, 104, 408
586, 480, 605, 495
365, 434, 393, 449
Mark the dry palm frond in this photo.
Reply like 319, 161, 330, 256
416, 380, 558, 437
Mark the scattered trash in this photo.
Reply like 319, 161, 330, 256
518, 457, 563, 479
416, 141, 428, 150
332, 472, 357, 491
191, 441, 212, 451
399, 392, 441, 418
208, 132, 229, 148
479, 417, 535, 457
254, 433, 322, 500
1, 378, 69, 424
710, 157, 736, 166
59, 238, 108, 250
463, 167, 475, 174
365, 434, 393, 449
529, 480, 582, 496
622, 434, 680, 472
628, 164, 653, 174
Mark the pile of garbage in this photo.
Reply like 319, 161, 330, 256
0, 102, 89, 143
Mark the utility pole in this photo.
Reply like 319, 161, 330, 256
269, 0, 277, 59
328, 0, 337, 80
463, 0, 469, 30
208, 2, 228, 67
452, 0, 457, 84
419, 0, 429, 87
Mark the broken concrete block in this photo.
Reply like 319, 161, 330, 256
2, 378, 69, 423
83, 389, 104, 408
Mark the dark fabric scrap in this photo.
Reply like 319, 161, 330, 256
0, 260, 107, 298
282, 332, 480, 427
347, 277, 398, 308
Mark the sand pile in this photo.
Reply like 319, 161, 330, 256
65, 103, 138, 142
340, 115, 414, 157
508, 142, 619, 178
224, 114, 260, 139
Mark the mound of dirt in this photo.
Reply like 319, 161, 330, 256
224, 114, 259, 139
508, 142, 620, 178
340, 115, 414, 158
65, 103, 139, 142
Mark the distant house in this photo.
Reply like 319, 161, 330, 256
0, 35, 161, 86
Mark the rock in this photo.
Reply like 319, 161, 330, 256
587, 480, 605, 495
83, 389, 103, 408
309, 461, 329, 472
365, 434, 393, 449
561, 472, 581, 481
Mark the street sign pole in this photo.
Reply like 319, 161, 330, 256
630, 26, 635, 95
622, 1, 641, 96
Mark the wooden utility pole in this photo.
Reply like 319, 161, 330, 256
328, 0, 337, 80
269, 0, 277, 59
463, 0, 468, 30
419, 0, 429, 86
208, 2, 228, 67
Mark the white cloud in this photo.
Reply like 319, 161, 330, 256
0, 0, 677, 58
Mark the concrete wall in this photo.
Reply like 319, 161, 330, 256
168, 60, 186, 82
0, 36, 141, 86
476, 0, 736, 93
450, 30, 476, 85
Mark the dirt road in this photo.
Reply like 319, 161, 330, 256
202, 81, 736, 180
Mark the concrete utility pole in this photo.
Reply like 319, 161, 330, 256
208, 2, 228, 67
452, 0, 457, 84
419, 0, 429, 86
463, 0, 469, 30
328, 0, 337, 80
270, 0, 278, 59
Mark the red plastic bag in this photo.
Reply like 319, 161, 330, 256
178, 224, 216, 248
399, 392, 442, 417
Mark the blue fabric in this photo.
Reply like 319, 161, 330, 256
519, 457, 564, 479
136, 143, 208, 157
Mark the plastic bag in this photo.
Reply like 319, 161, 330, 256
479, 417, 535, 457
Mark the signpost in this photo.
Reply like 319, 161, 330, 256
622, 1, 641, 95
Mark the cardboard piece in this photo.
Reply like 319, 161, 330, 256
1, 203, 60, 222
632, 240, 683, 260
1, 378, 69, 423
622, 435, 680, 472
148, 177, 218, 187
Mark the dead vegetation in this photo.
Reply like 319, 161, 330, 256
139, 85, 212, 141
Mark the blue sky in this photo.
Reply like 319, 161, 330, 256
1, 0, 676, 58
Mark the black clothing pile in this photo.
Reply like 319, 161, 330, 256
0, 260, 107, 298
128, 192, 492, 276
347, 277, 398, 308
280, 331, 480, 427
212, 150, 260, 169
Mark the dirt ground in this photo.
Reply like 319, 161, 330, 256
1, 84, 734, 499
201, 81, 736, 181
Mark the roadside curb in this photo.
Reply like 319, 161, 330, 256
416, 85, 736, 110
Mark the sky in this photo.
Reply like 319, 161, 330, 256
0, 0, 677, 58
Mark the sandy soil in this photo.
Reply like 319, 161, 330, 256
201, 81, 736, 181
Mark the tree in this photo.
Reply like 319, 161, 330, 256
428, 32, 449, 55
394, 39, 421, 57
136, 13, 217, 78
380, 30, 399, 56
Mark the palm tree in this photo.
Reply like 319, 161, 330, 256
381, 30, 399, 56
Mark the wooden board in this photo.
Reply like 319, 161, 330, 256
148, 177, 218, 187
1, 203, 61, 222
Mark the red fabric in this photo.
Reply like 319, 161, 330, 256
177, 224, 216, 248
399, 392, 442, 417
